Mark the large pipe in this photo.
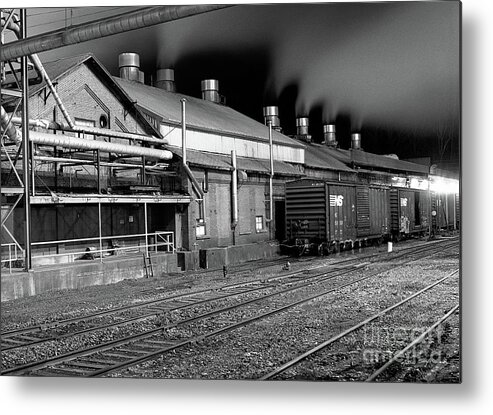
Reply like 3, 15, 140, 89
323, 124, 337, 147
155, 68, 176, 92
9, 116, 168, 145
30, 131, 173, 160
201, 79, 220, 103
1, 106, 21, 142
263, 106, 281, 131
1, 5, 232, 61
268, 120, 274, 239
351, 133, 362, 150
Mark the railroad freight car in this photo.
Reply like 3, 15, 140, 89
432, 191, 459, 231
284, 179, 390, 255
389, 188, 431, 239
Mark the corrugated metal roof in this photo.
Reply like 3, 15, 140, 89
322, 147, 429, 175
303, 144, 355, 173
30, 53, 96, 95
115, 78, 305, 149
169, 146, 302, 176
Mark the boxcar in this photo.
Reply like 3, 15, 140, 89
285, 179, 390, 254
432, 192, 459, 231
390, 188, 430, 239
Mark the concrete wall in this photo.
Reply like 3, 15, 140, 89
1, 253, 179, 302
199, 240, 280, 269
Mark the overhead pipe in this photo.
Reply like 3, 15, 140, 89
1, 5, 232, 61
30, 131, 172, 160
8, 116, 169, 145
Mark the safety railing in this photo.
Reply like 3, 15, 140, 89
1, 243, 24, 273
21, 231, 175, 265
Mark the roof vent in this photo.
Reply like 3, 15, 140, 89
351, 133, 362, 150
295, 116, 311, 143
263, 106, 282, 132
201, 79, 225, 104
155, 68, 176, 92
323, 124, 337, 147
119, 53, 143, 83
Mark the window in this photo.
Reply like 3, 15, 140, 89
75, 118, 95, 140
256, 215, 264, 232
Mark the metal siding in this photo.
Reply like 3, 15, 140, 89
285, 181, 327, 241
398, 190, 415, 233
356, 186, 370, 237
369, 187, 389, 236
328, 184, 356, 241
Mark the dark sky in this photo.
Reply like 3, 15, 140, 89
22, 2, 460, 168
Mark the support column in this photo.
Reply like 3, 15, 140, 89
21, 9, 31, 270
144, 202, 148, 255
98, 201, 103, 263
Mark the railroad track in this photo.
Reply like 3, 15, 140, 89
1, 238, 457, 352
259, 269, 459, 381
1, 238, 458, 377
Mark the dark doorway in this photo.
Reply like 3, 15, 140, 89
275, 200, 286, 241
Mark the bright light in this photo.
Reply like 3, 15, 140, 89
430, 176, 459, 194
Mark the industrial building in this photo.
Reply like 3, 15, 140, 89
1, 49, 458, 301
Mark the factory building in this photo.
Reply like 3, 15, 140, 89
1, 51, 458, 300
1, 52, 305, 298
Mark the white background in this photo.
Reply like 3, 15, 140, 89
2, 0, 491, 413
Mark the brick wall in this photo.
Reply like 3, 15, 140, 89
186, 167, 291, 250
29, 64, 147, 137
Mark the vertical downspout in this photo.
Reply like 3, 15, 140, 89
181, 98, 204, 222
181, 98, 187, 165
268, 121, 274, 240
231, 150, 238, 245
21, 9, 31, 270
428, 176, 432, 238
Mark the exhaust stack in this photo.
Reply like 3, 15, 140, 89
155, 68, 176, 92
323, 124, 337, 147
263, 106, 282, 132
201, 79, 221, 103
295, 117, 311, 143
119, 53, 143, 83
351, 133, 362, 150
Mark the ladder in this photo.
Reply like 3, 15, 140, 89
143, 253, 154, 278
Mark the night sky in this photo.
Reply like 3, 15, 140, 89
21, 2, 460, 170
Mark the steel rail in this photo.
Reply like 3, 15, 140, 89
365, 304, 460, 382
1, 262, 362, 357
259, 269, 459, 380
2, 242, 456, 376
2, 237, 456, 340
89, 250, 459, 377
1, 239, 458, 351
